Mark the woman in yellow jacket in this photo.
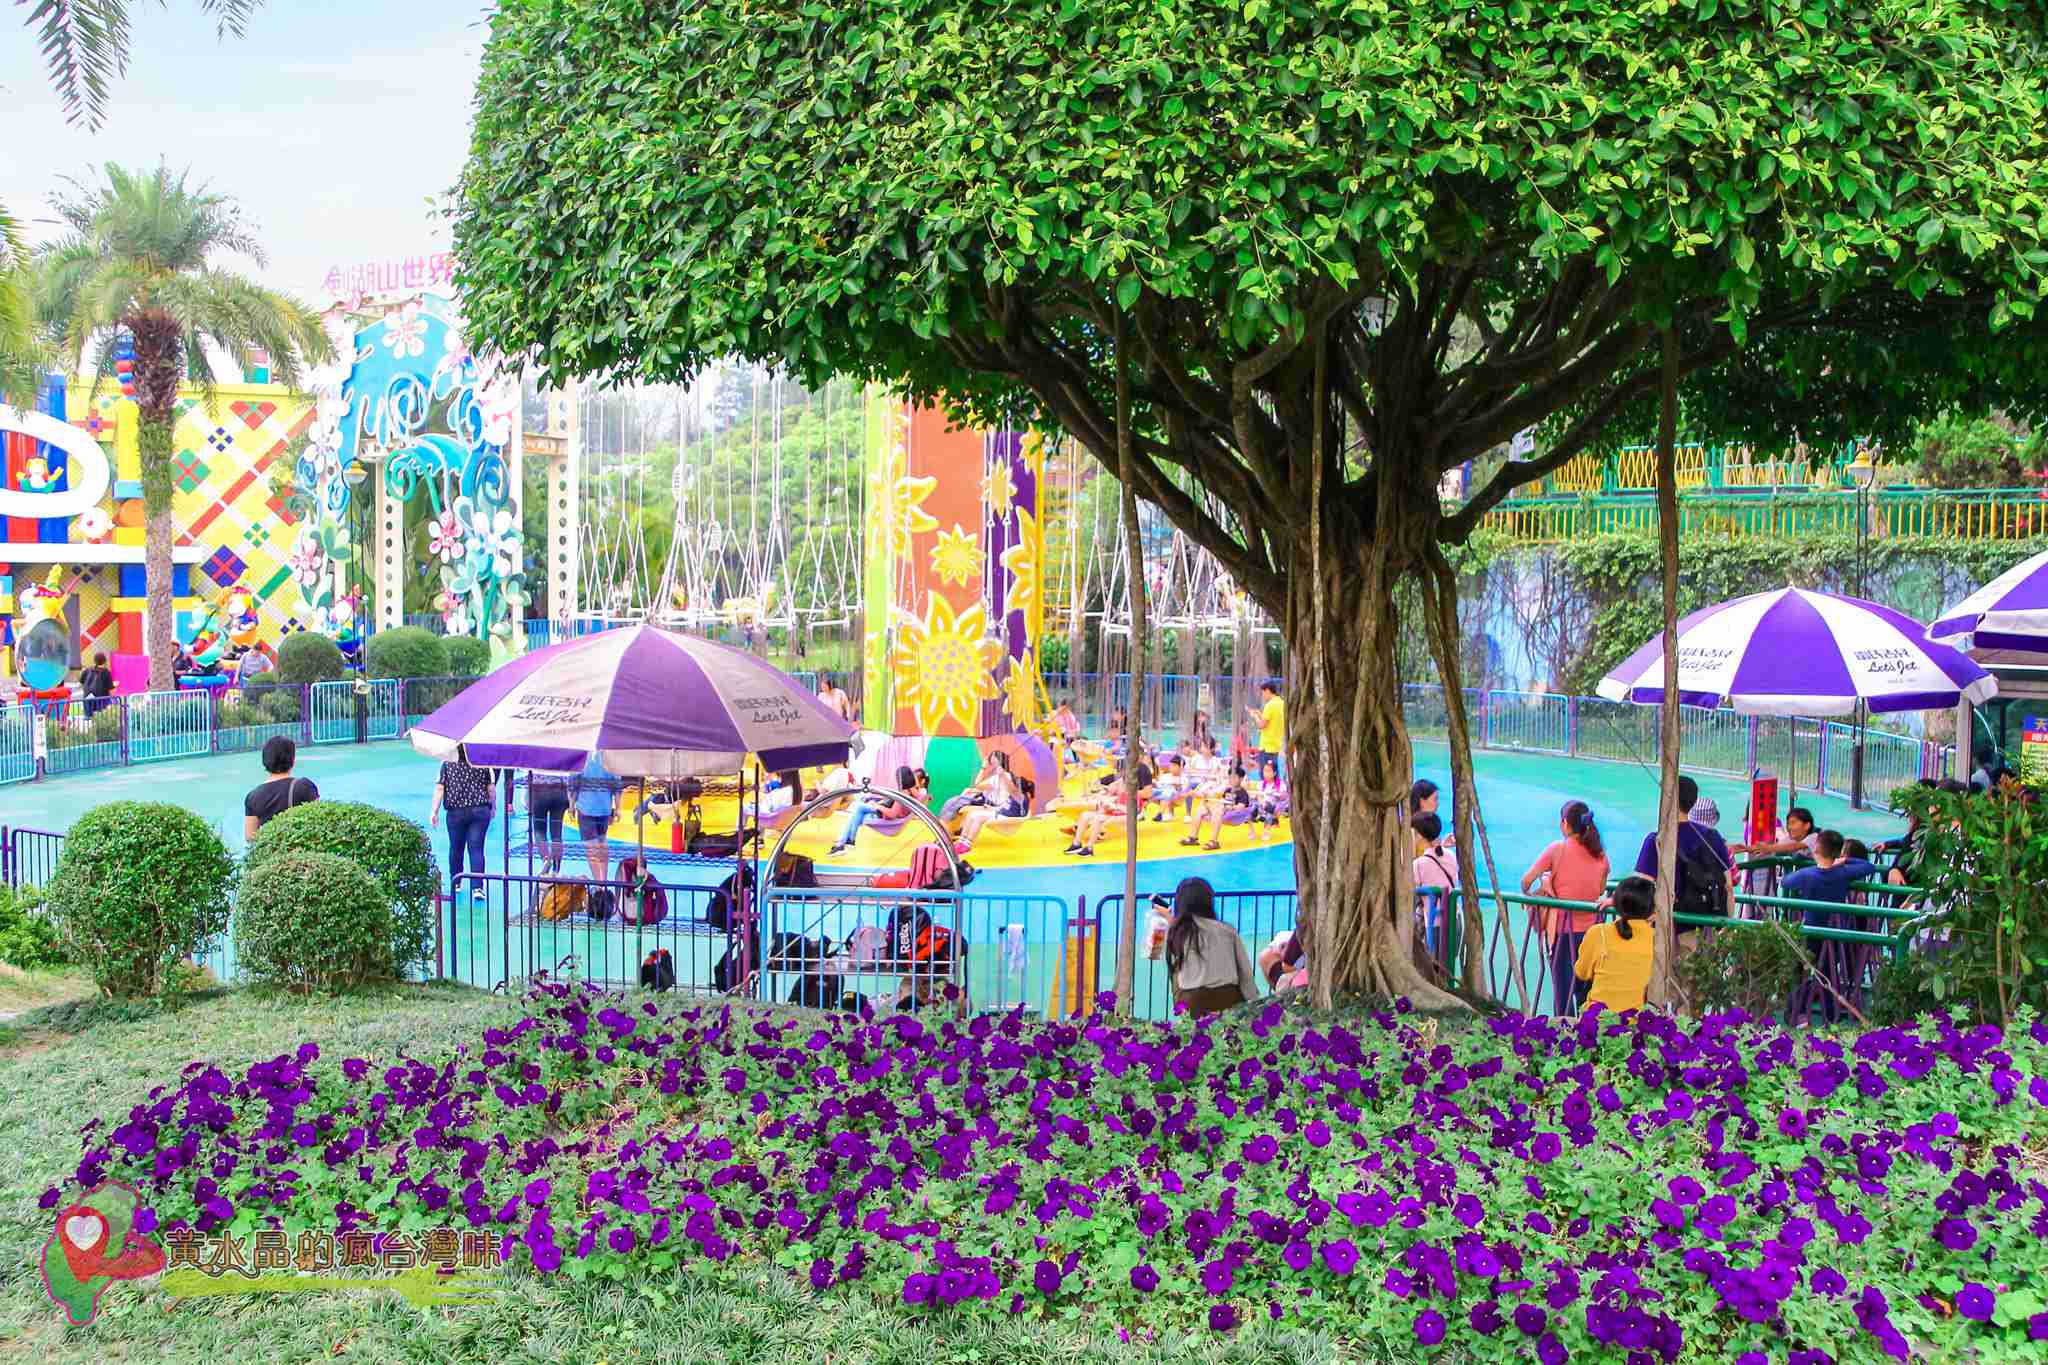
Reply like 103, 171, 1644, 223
1573, 875, 1656, 1015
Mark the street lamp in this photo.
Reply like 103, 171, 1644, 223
1846, 449, 1878, 809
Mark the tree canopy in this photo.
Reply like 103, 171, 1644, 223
458, 0, 2048, 614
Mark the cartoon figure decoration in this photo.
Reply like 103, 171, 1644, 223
18, 455, 59, 494
74, 506, 112, 543
176, 600, 230, 674
311, 586, 365, 666
295, 293, 527, 646
221, 587, 261, 650
15, 568, 73, 694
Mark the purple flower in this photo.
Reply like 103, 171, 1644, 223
1033, 1259, 1061, 1296
1305, 1120, 1331, 1148
902, 1272, 935, 1306
1243, 1134, 1279, 1164
2029, 1312, 2048, 1341
524, 1178, 551, 1207
1777, 1107, 1808, 1138
1667, 1176, 1704, 1205
1131, 1263, 1158, 1293
1956, 1283, 1995, 1322
1453, 1193, 1484, 1228
1470, 1300, 1503, 1335
1530, 1132, 1562, 1163
1413, 1309, 1447, 1346
1514, 1304, 1548, 1336
1322, 1239, 1359, 1276
1934, 1216, 1977, 1251
1282, 1240, 1312, 1272
1208, 1303, 1237, 1331
809, 1257, 833, 1292
1811, 1266, 1847, 1297
607, 1226, 635, 1254
1202, 1259, 1234, 1296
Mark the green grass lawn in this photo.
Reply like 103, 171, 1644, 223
0, 984, 1349, 1365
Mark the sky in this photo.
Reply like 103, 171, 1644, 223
2, 1, 491, 300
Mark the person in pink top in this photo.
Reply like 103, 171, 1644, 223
1521, 799, 1611, 1016
1411, 812, 1459, 955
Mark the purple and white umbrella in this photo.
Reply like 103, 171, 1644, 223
409, 625, 857, 775
1927, 547, 2048, 655
1596, 587, 1996, 716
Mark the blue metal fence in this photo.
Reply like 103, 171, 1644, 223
126, 690, 212, 763
0, 705, 41, 784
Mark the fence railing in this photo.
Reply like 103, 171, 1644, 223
1479, 486, 2048, 545
0, 675, 477, 786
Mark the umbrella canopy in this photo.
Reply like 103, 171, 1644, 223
1927, 547, 2048, 655
409, 625, 857, 775
1596, 587, 1996, 716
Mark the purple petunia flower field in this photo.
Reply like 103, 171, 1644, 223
48, 987, 2048, 1362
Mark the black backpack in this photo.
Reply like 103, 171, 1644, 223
640, 948, 676, 991
1674, 831, 1731, 924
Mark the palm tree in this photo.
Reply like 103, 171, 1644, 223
37, 163, 330, 690
0, 202, 40, 402
20, 2, 265, 129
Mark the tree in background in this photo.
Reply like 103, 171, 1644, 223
37, 164, 328, 690
1910, 412, 2043, 490
0, 206, 42, 402
455, 1, 2048, 1006
18, 1, 264, 128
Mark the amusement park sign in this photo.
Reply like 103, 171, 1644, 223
319, 253, 456, 299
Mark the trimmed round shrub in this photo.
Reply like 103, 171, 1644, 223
43, 802, 234, 996
245, 801, 438, 977
365, 625, 451, 680
237, 850, 398, 989
442, 633, 493, 676
275, 630, 346, 684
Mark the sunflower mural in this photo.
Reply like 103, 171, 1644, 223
860, 391, 1042, 739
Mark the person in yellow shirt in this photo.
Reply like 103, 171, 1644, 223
1245, 682, 1286, 778
1574, 875, 1656, 1015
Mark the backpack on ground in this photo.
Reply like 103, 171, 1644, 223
537, 882, 587, 922
640, 948, 676, 991
618, 857, 669, 925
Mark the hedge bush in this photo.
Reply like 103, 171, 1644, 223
236, 850, 398, 989
245, 802, 438, 977
1675, 917, 1810, 1019
364, 626, 450, 680
275, 631, 346, 684
43, 803, 234, 996
0, 885, 67, 970
442, 633, 492, 676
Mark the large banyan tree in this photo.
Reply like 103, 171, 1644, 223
455, 0, 2048, 1007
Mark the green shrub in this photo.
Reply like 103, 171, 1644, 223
365, 625, 450, 680
236, 850, 398, 989
0, 885, 68, 969
442, 633, 492, 676
259, 687, 303, 723
43, 802, 235, 996
1886, 783, 2048, 1025
246, 802, 438, 977
46, 707, 122, 751
1674, 918, 1810, 1020
275, 631, 346, 685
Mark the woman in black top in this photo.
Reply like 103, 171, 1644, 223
243, 736, 318, 841
431, 745, 497, 902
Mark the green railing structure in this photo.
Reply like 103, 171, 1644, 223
1479, 485, 2048, 545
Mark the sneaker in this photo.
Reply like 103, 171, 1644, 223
1062, 844, 1081, 855
1075, 847, 1094, 858
827, 843, 847, 855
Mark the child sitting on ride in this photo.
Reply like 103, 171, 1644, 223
1150, 751, 1193, 822
828, 765, 926, 854
1052, 698, 1084, 763
1182, 763, 1252, 851
1065, 760, 1155, 857
940, 750, 1023, 829
960, 776, 1034, 846
1250, 759, 1288, 838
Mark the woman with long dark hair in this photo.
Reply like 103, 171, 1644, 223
1521, 798, 1611, 1015
1573, 874, 1656, 1015
1164, 876, 1257, 1017
830, 765, 921, 854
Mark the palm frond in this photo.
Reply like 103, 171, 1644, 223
21, 0, 133, 130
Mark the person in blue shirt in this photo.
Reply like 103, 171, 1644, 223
1781, 829, 1879, 930
1632, 777, 1735, 919
571, 750, 617, 882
